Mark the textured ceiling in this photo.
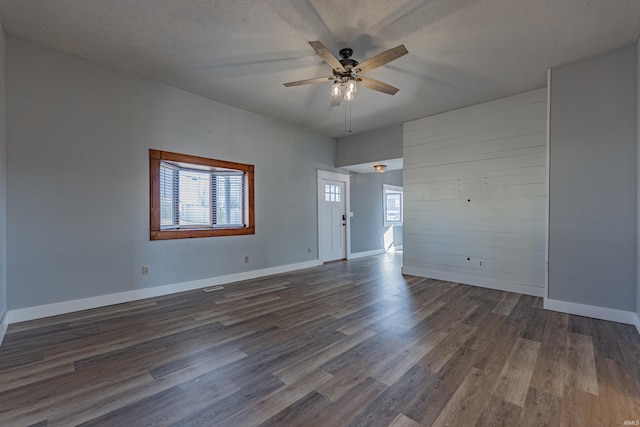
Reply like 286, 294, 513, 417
0, 0, 638, 138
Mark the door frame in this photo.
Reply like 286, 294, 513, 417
317, 170, 351, 262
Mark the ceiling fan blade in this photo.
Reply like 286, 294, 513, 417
283, 76, 333, 87
309, 41, 344, 72
358, 76, 400, 95
355, 45, 408, 74
330, 96, 342, 107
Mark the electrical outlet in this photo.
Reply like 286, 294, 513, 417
142, 265, 149, 275
244, 256, 249, 263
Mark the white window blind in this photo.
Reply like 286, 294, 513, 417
214, 173, 244, 226
179, 169, 211, 226
160, 163, 178, 227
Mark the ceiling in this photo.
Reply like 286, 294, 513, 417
343, 158, 403, 174
0, 1, 638, 139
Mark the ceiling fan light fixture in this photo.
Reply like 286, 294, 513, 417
344, 89, 355, 102
347, 77, 357, 93
331, 81, 342, 97
374, 164, 387, 173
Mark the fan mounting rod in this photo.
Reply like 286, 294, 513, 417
339, 48, 353, 59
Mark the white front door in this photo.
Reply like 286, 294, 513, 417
320, 179, 346, 262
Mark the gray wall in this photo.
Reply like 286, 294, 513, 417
350, 169, 403, 253
403, 89, 547, 295
549, 45, 637, 311
0, 23, 5, 320
637, 37, 640, 320
336, 123, 402, 167
6, 36, 337, 310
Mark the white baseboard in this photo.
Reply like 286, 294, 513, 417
6, 260, 322, 325
401, 266, 546, 297
348, 249, 386, 260
544, 298, 639, 330
543, 297, 640, 331
392, 245, 403, 252
0, 311, 8, 347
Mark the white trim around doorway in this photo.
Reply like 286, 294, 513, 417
317, 170, 351, 262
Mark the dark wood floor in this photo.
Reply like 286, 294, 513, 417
0, 253, 639, 426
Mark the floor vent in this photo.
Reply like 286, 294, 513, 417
203, 286, 224, 292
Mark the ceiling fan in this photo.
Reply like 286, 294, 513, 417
283, 41, 408, 106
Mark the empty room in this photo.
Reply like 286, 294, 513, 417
0, 1, 639, 426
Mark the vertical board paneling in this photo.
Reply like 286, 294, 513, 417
403, 89, 547, 295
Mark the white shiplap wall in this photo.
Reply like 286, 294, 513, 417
402, 89, 547, 296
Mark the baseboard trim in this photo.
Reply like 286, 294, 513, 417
544, 298, 638, 330
635, 313, 640, 335
401, 266, 545, 297
6, 260, 322, 324
0, 312, 8, 347
348, 249, 385, 260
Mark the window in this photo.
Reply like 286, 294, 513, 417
324, 184, 341, 202
149, 149, 254, 240
383, 184, 403, 226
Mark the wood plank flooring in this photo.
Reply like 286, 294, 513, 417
0, 253, 639, 426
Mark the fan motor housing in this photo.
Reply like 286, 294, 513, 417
338, 48, 359, 72
339, 58, 359, 71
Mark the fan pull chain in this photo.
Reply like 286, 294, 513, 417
349, 102, 352, 133
344, 102, 353, 133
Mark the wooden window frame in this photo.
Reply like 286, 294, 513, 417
150, 149, 255, 240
